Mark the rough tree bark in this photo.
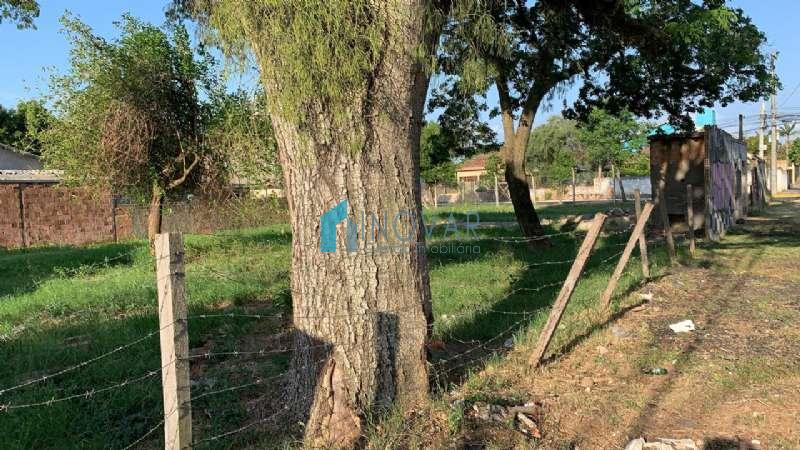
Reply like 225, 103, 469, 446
147, 183, 164, 251
254, 3, 433, 448
497, 80, 547, 239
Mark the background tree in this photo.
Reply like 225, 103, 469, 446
789, 139, 800, 166
427, 82, 498, 158
206, 89, 282, 189
0, 104, 25, 148
42, 14, 226, 247
579, 109, 649, 199
435, 0, 776, 238
745, 134, 760, 155
420, 121, 457, 186
0, 100, 52, 154
620, 150, 651, 177
0, 0, 38, 28
174, 1, 444, 446
527, 116, 585, 182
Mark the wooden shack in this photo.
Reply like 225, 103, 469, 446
649, 126, 766, 242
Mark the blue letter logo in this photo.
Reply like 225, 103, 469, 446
320, 200, 359, 253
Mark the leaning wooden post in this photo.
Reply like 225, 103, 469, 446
530, 213, 607, 367
601, 202, 655, 309
155, 233, 192, 450
633, 189, 650, 278
686, 184, 696, 258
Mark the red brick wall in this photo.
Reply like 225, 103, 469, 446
0, 184, 132, 249
0, 186, 24, 247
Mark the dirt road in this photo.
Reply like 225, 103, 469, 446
524, 200, 800, 449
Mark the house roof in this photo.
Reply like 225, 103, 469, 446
0, 170, 62, 184
457, 152, 499, 172
0, 143, 42, 170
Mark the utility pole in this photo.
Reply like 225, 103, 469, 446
759, 100, 766, 160
770, 51, 778, 193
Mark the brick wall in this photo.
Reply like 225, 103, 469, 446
0, 184, 132, 249
0, 186, 23, 247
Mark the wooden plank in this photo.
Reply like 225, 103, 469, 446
601, 202, 655, 308
529, 213, 607, 367
687, 184, 696, 257
634, 189, 650, 278
155, 233, 192, 450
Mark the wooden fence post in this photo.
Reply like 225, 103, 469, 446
494, 175, 500, 206
155, 233, 192, 450
530, 213, 607, 367
686, 184, 696, 258
111, 196, 118, 243
656, 160, 677, 265
571, 167, 577, 204
601, 202, 655, 308
634, 189, 650, 278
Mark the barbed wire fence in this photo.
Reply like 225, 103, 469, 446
0, 192, 698, 449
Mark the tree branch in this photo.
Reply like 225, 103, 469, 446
167, 152, 199, 190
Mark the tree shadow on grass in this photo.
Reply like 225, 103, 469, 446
0, 241, 144, 297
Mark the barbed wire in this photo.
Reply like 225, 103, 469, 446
2, 212, 688, 450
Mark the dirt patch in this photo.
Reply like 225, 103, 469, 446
447, 200, 800, 449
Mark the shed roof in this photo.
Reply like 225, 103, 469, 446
0, 144, 42, 170
0, 170, 63, 184
458, 152, 499, 172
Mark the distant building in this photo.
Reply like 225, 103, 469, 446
455, 152, 499, 183
649, 125, 766, 242
0, 143, 42, 170
0, 144, 62, 185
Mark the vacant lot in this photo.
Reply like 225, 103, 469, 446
0, 200, 666, 449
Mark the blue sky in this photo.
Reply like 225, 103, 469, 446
1, 0, 798, 138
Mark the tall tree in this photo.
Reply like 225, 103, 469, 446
42, 14, 225, 247
527, 116, 585, 181
789, 139, 800, 166
420, 121, 457, 185
436, 0, 776, 238
174, 1, 441, 447
0, 100, 52, 154
427, 83, 498, 158
0, 0, 38, 28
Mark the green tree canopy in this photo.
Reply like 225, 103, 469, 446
419, 121, 457, 185
578, 109, 649, 173
527, 116, 584, 181
0, 100, 52, 154
789, 139, 800, 166
427, 83, 498, 158
42, 13, 221, 200
0, 0, 38, 28
432, 0, 776, 238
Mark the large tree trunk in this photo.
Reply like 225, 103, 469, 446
503, 139, 546, 239
496, 81, 548, 240
147, 183, 164, 251
256, 4, 433, 448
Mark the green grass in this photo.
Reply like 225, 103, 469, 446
0, 203, 673, 449
424, 200, 634, 223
